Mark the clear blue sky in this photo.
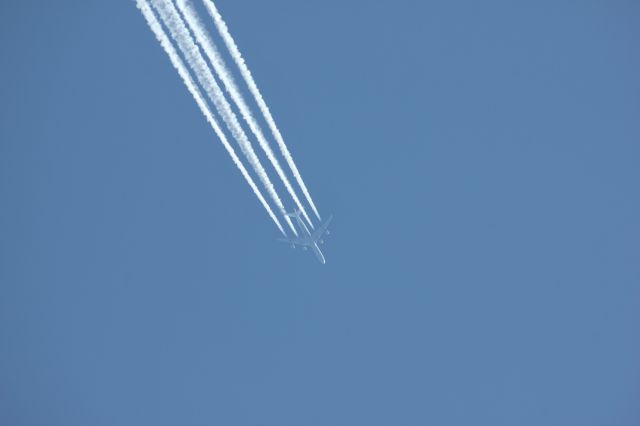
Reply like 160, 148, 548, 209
1, 1, 639, 424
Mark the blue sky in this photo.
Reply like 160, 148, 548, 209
1, 1, 639, 424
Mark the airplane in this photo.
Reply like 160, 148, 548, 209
278, 210, 333, 264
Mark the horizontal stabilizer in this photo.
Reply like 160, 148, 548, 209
285, 209, 303, 218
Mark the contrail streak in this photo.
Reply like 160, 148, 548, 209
176, 0, 314, 229
136, 0, 286, 235
203, 0, 321, 220
152, 0, 297, 235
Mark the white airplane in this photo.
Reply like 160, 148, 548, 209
278, 210, 333, 264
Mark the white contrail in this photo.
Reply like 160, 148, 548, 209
176, 0, 314, 229
152, 0, 297, 235
203, 0, 321, 220
136, 0, 286, 235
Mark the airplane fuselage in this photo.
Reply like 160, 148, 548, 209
279, 210, 332, 264
293, 215, 326, 264
311, 242, 326, 264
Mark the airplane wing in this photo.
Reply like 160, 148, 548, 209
277, 237, 307, 246
311, 215, 333, 242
